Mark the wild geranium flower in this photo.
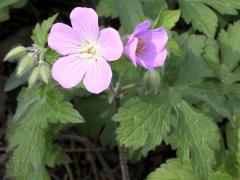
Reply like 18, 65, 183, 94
124, 20, 168, 70
48, 7, 123, 94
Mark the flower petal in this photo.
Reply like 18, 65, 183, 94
138, 28, 168, 52
48, 23, 82, 55
98, 28, 123, 61
133, 20, 151, 35
52, 55, 88, 88
138, 49, 167, 70
70, 7, 99, 43
124, 37, 138, 65
83, 59, 112, 94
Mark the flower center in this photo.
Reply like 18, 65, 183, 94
87, 46, 96, 55
136, 38, 147, 56
79, 44, 99, 60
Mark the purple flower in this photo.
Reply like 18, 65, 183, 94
124, 20, 168, 70
48, 7, 123, 94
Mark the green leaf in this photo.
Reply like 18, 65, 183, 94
141, 0, 167, 19
96, 0, 118, 18
226, 116, 240, 178
111, 58, 144, 85
167, 38, 181, 57
44, 143, 71, 168
147, 158, 232, 180
167, 100, 220, 179
182, 82, 231, 118
174, 34, 213, 85
218, 21, 240, 70
113, 0, 144, 33
4, 69, 29, 92
6, 85, 83, 179
44, 48, 60, 66
75, 95, 116, 144
147, 159, 198, 180
113, 93, 171, 151
197, 0, 240, 15
31, 14, 58, 47
179, 0, 218, 37
0, 0, 27, 22
154, 9, 181, 29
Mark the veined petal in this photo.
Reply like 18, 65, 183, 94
70, 7, 99, 44
138, 28, 168, 52
124, 37, 138, 65
83, 59, 112, 94
48, 23, 82, 55
52, 55, 88, 88
98, 28, 123, 61
138, 49, 167, 69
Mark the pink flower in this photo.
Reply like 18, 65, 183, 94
124, 20, 168, 70
48, 7, 123, 94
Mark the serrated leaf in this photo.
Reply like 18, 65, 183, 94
31, 14, 58, 47
113, 94, 171, 151
147, 158, 232, 180
6, 85, 83, 179
226, 116, 240, 178
147, 159, 198, 180
175, 34, 213, 85
96, 0, 118, 18
113, 0, 144, 33
198, 0, 240, 15
167, 100, 220, 179
182, 82, 231, 118
179, 0, 218, 37
218, 21, 240, 70
154, 9, 181, 29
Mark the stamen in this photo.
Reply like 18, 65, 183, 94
87, 46, 96, 54
136, 38, 147, 56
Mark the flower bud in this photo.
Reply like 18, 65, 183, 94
28, 67, 40, 87
4, 46, 26, 62
16, 53, 35, 77
143, 71, 161, 95
39, 64, 50, 84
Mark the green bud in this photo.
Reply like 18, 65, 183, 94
39, 64, 50, 84
28, 67, 40, 87
143, 71, 161, 95
16, 53, 35, 77
4, 46, 26, 62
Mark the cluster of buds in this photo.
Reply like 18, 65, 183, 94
4, 45, 50, 87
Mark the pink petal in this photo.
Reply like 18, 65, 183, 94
138, 49, 167, 70
52, 55, 89, 88
83, 59, 112, 94
138, 28, 168, 52
123, 37, 138, 65
70, 7, 99, 43
133, 20, 151, 36
48, 23, 82, 55
98, 28, 123, 61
